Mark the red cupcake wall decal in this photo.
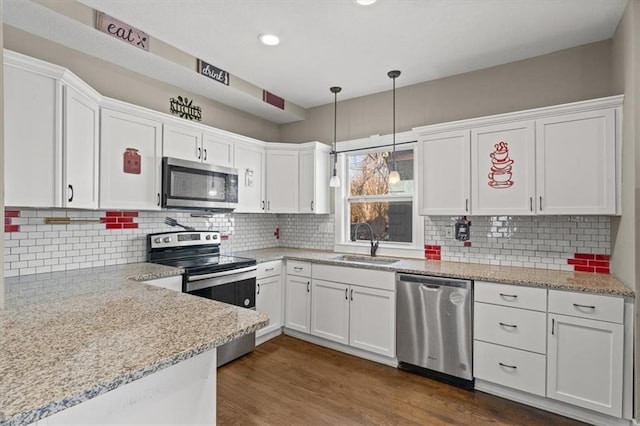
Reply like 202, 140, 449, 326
488, 141, 514, 189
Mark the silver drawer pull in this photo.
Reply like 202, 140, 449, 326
573, 303, 596, 310
499, 362, 517, 369
499, 322, 518, 329
294, 267, 303, 271
499, 293, 518, 299
265, 267, 275, 272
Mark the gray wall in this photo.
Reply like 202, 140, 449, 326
280, 40, 615, 144
611, 0, 640, 419
2, 25, 281, 142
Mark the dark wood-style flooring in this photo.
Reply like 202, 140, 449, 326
217, 335, 585, 425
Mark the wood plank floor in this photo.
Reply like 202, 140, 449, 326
217, 335, 585, 425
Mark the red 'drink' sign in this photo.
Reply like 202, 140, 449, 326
96, 12, 149, 51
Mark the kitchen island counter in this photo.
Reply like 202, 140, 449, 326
0, 263, 268, 425
233, 247, 633, 298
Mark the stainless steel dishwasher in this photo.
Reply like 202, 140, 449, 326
396, 274, 473, 388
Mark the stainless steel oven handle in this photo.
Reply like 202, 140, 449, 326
186, 265, 257, 282
186, 268, 257, 292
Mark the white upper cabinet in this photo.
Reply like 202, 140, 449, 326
100, 106, 163, 210
162, 123, 203, 163
202, 131, 234, 168
266, 148, 299, 213
4, 51, 100, 209
234, 142, 266, 213
536, 108, 617, 215
418, 130, 470, 216
415, 96, 621, 216
471, 120, 535, 216
299, 143, 331, 214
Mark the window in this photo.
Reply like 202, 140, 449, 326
346, 148, 414, 244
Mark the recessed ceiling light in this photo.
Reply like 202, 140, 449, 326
356, 0, 377, 5
259, 34, 280, 46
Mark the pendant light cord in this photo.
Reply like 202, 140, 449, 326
392, 75, 396, 171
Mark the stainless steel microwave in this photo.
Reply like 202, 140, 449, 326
162, 157, 239, 211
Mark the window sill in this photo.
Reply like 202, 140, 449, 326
333, 243, 424, 259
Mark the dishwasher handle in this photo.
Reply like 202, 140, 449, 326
397, 274, 472, 290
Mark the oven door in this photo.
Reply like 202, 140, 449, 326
185, 266, 256, 309
162, 157, 238, 211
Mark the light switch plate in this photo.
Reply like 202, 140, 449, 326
445, 226, 453, 238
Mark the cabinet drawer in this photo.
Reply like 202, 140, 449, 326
286, 260, 311, 277
257, 261, 282, 279
474, 341, 546, 397
548, 290, 623, 324
474, 303, 546, 354
475, 281, 547, 311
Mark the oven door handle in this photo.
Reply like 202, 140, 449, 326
185, 266, 257, 292
187, 265, 257, 282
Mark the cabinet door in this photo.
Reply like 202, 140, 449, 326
310, 279, 350, 345
536, 109, 616, 214
234, 143, 266, 213
547, 314, 623, 417
349, 285, 395, 357
285, 275, 311, 333
256, 275, 283, 338
202, 132, 234, 168
418, 130, 470, 215
299, 148, 330, 214
163, 123, 202, 162
100, 109, 163, 210
471, 121, 535, 215
266, 150, 299, 213
4, 63, 61, 207
63, 85, 99, 209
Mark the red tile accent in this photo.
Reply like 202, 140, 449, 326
106, 223, 123, 230
464, 241, 472, 247
221, 234, 229, 240
567, 259, 589, 266
4, 210, 20, 218
105, 211, 123, 217
575, 253, 595, 260
595, 254, 610, 261
117, 217, 134, 223
574, 265, 595, 273
4, 224, 19, 233
100, 217, 118, 223
122, 211, 139, 217
588, 260, 610, 268
431, 255, 441, 261
122, 223, 138, 229
595, 267, 610, 274
5, 218, 11, 225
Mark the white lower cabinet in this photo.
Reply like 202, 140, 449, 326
311, 279, 350, 345
349, 285, 395, 357
285, 262, 312, 334
256, 261, 283, 340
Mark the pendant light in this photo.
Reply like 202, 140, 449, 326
387, 70, 401, 185
329, 86, 342, 188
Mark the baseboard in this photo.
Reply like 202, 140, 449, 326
256, 327, 283, 346
283, 328, 398, 368
475, 379, 631, 426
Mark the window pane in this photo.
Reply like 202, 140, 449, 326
349, 149, 413, 196
349, 201, 413, 243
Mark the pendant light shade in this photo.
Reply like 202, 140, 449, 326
387, 70, 401, 185
329, 86, 342, 188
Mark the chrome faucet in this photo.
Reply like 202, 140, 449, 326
352, 222, 379, 257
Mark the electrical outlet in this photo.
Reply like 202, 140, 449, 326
445, 226, 453, 238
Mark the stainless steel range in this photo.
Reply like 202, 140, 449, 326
146, 230, 257, 367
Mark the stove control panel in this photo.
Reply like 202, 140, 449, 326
148, 231, 221, 249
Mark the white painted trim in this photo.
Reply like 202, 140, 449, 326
413, 95, 624, 136
256, 327, 283, 346
475, 379, 631, 426
623, 300, 634, 420
284, 329, 398, 367
4, 49, 67, 79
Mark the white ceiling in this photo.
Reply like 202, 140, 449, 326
3, 0, 628, 120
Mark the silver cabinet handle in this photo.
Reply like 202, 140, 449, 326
311, 200, 314, 211
499, 322, 518, 329
573, 303, 596, 310
552, 318, 555, 335
539, 196, 543, 211
345, 288, 348, 300
157, 193, 160, 206
68, 184, 74, 203
465, 198, 469, 212
265, 267, 274, 272
197, 147, 202, 159
350, 289, 354, 301
294, 266, 303, 271
499, 362, 517, 369
306, 281, 310, 293
261, 201, 265, 210
257, 283, 260, 295
529, 197, 533, 211
499, 293, 518, 299
203, 149, 207, 161
267, 201, 271, 211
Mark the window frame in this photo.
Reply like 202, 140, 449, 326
333, 132, 424, 258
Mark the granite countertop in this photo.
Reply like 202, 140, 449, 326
0, 263, 268, 426
234, 247, 634, 298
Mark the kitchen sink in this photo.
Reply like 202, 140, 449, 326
332, 254, 401, 266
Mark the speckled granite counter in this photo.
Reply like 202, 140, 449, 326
0, 263, 268, 426
233, 247, 634, 298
